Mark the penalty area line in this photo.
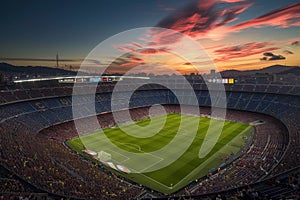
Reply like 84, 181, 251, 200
137, 153, 164, 173
138, 173, 174, 190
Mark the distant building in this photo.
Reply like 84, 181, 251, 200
0, 73, 7, 83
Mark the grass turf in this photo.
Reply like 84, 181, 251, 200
66, 113, 252, 194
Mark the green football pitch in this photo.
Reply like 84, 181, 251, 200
66, 114, 252, 193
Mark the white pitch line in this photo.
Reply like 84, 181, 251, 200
138, 173, 173, 189
106, 149, 130, 163
168, 125, 253, 189
138, 154, 164, 173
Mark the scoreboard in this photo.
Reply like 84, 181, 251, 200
207, 78, 235, 84
58, 76, 122, 84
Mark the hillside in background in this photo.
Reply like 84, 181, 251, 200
0, 62, 77, 77
221, 65, 300, 77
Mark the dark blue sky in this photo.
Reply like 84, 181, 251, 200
0, 0, 187, 59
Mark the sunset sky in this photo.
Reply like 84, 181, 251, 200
0, 0, 299, 74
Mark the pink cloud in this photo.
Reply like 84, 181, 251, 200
130, 56, 144, 62
138, 48, 169, 54
220, 0, 247, 2
117, 43, 169, 55
155, 1, 300, 42
155, 0, 253, 41
231, 3, 300, 31
213, 42, 280, 62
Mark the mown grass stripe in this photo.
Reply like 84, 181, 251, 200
67, 113, 252, 194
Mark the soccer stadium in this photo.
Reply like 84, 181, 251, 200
1, 0, 300, 200
0, 75, 299, 199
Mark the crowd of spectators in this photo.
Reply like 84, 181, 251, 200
0, 118, 143, 199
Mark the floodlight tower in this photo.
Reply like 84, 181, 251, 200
56, 53, 59, 68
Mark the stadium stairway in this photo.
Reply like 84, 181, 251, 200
253, 182, 295, 199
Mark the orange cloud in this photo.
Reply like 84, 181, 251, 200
130, 56, 144, 62
119, 55, 145, 67
213, 42, 280, 62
